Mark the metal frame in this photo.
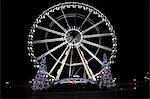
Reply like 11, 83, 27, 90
28, 2, 117, 87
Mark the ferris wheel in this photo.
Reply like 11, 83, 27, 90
27, 2, 117, 87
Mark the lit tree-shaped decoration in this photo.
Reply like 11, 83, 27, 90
32, 56, 50, 91
98, 53, 116, 88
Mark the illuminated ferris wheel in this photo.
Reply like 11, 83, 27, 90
27, 2, 117, 90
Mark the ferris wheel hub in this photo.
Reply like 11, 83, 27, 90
64, 27, 83, 47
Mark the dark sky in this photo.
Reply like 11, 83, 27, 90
1, 0, 149, 84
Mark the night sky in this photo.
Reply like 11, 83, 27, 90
1, 0, 149, 85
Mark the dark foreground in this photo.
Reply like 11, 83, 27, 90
2, 82, 149, 98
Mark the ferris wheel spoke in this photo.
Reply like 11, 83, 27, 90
69, 47, 73, 77
36, 25, 64, 36
71, 67, 75, 77
74, 66, 82, 75
46, 14, 67, 32
94, 67, 106, 76
79, 11, 92, 29
49, 53, 70, 66
82, 19, 104, 34
84, 33, 113, 39
82, 40, 112, 51
49, 45, 69, 75
76, 47, 92, 79
37, 42, 66, 61
56, 46, 71, 80
33, 37, 64, 44
79, 47, 96, 80
61, 6, 70, 28
70, 63, 83, 66
81, 44, 104, 66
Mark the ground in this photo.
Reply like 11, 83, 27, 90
2, 82, 149, 98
